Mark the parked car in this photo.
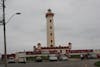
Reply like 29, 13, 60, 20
8, 57, 15, 63
35, 56, 42, 62
49, 54, 58, 61
97, 54, 100, 58
18, 58, 26, 63
88, 53, 97, 59
59, 54, 68, 61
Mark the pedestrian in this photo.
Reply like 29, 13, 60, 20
80, 54, 84, 60
84, 54, 88, 59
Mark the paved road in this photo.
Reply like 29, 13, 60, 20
0, 59, 99, 67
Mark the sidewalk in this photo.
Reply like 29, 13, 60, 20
69, 58, 100, 62
69, 58, 80, 61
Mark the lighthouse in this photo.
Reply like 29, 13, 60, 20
45, 9, 55, 47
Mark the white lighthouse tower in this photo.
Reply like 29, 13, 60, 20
45, 9, 55, 47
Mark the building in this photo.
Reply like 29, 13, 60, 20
70, 49, 93, 55
33, 42, 72, 54
33, 9, 72, 56
94, 49, 100, 54
1, 54, 16, 61
46, 9, 55, 47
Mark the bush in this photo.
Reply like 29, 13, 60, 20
70, 55, 80, 58
94, 61, 100, 67
26, 57, 36, 61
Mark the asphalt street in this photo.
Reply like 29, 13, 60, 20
0, 59, 99, 67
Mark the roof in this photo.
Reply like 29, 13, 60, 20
41, 46, 69, 49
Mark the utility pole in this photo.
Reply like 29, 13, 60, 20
2, 0, 7, 67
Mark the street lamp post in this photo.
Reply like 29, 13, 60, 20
2, 12, 21, 67
6, 12, 21, 24
1, 0, 21, 67
2, 0, 7, 67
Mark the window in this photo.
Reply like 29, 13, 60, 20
50, 33, 52, 36
60, 50, 62, 53
50, 45, 53, 47
51, 40, 53, 43
50, 26, 52, 29
50, 20, 52, 22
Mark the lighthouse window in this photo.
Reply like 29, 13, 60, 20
50, 20, 52, 22
50, 33, 52, 36
51, 40, 53, 43
50, 26, 52, 29
50, 45, 53, 47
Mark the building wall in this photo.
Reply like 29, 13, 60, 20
94, 49, 100, 54
41, 48, 69, 54
15, 52, 26, 62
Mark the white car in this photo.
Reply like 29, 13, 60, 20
88, 53, 97, 59
59, 55, 68, 61
8, 57, 15, 63
18, 58, 26, 63
49, 54, 58, 61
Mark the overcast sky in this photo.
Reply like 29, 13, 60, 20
0, 0, 100, 53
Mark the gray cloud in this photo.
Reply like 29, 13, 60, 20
0, 0, 100, 53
